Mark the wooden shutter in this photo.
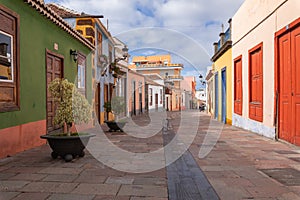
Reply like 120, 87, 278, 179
249, 43, 263, 122
0, 5, 19, 112
234, 56, 243, 115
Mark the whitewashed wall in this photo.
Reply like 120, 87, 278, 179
232, 0, 300, 138
148, 84, 164, 112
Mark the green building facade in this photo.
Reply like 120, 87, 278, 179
0, 0, 94, 158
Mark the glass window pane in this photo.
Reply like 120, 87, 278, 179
78, 65, 85, 89
0, 31, 13, 82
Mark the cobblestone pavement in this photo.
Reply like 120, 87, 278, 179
0, 111, 300, 200
0, 114, 168, 200
185, 113, 300, 200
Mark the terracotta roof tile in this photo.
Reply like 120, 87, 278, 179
24, 0, 94, 50
47, 3, 80, 18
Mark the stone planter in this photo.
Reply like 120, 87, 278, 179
104, 121, 126, 132
40, 133, 95, 162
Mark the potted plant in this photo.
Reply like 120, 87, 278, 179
40, 78, 95, 162
109, 62, 122, 78
103, 96, 127, 132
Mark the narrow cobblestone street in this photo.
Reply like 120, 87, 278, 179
0, 111, 299, 199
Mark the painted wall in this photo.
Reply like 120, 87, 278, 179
148, 84, 164, 112
171, 89, 182, 111
206, 77, 214, 116
128, 71, 145, 115
92, 22, 115, 124
214, 49, 233, 124
0, 0, 92, 157
232, 0, 300, 138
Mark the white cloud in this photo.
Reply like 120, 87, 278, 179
46, 0, 244, 87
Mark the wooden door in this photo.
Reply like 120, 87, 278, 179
46, 52, 63, 133
234, 57, 243, 115
249, 43, 263, 122
139, 92, 142, 114
278, 25, 300, 145
221, 69, 226, 123
279, 32, 292, 142
132, 81, 136, 116
291, 26, 300, 145
155, 93, 158, 110
95, 83, 100, 123
215, 74, 219, 119
166, 97, 169, 111
104, 84, 108, 120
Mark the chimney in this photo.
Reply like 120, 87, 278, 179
228, 18, 232, 40
213, 42, 218, 54
219, 32, 225, 46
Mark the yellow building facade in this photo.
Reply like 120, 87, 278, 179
211, 19, 233, 125
212, 49, 233, 124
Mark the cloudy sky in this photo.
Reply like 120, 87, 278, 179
45, 0, 244, 88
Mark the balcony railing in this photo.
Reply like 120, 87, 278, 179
165, 75, 183, 80
224, 28, 231, 42
217, 27, 231, 51
137, 63, 183, 68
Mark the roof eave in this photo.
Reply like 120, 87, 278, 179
25, 0, 95, 50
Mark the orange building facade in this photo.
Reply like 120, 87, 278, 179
130, 55, 184, 111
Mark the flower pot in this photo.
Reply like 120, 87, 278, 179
40, 133, 95, 162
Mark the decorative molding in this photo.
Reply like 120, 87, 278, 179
211, 40, 232, 62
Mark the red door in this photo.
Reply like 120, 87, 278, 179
278, 25, 300, 145
291, 26, 300, 145
279, 33, 292, 142
234, 56, 243, 115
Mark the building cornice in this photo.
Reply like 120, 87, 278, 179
211, 40, 232, 62
136, 66, 183, 71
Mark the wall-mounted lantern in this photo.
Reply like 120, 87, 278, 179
70, 49, 78, 63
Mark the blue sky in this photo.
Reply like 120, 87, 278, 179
44, 0, 244, 88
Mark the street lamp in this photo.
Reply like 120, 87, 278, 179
199, 74, 206, 85
115, 45, 128, 63
101, 45, 129, 77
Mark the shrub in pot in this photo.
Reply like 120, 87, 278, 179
40, 78, 94, 162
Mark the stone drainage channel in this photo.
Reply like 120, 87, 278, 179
162, 118, 220, 200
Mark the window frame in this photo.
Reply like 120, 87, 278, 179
248, 42, 263, 122
0, 30, 14, 82
0, 5, 20, 112
77, 52, 86, 96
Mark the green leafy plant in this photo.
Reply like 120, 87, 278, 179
103, 96, 125, 121
111, 96, 125, 115
109, 62, 122, 78
103, 101, 112, 113
48, 78, 91, 136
